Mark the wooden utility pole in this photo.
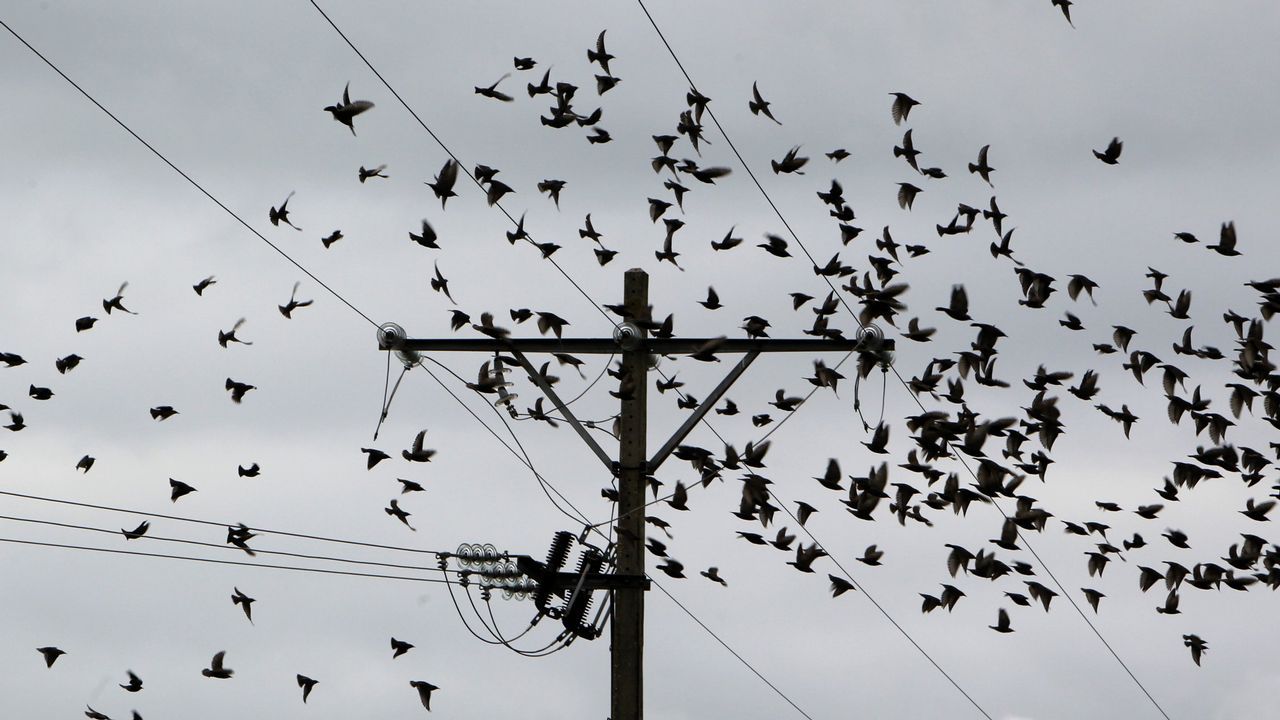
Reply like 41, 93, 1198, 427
612, 268, 648, 720
379, 268, 891, 720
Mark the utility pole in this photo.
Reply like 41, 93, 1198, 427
378, 268, 891, 720
612, 268, 648, 720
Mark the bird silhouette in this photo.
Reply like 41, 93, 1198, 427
1052, 0, 1075, 27
474, 73, 514, 102
1093, 137, 1123, 164
278, 282, 313, 318
358, 164, 388, 182
587, 30, 614, 75
37, 646, 65, 667
324, 83, 374, 135
193, 276, 216, 295
392, 637, 415, 658
202, 651, 233, 678
269, 191, 302, 230
890, 92, 920, 125
426, 159, 460, 208
748, 82, 782, 124
102, 282, 137, 315
218, 318, 251, 347
231, 587, 255, 623
120, 670, 143, 692
297, 675, 318, 703
410, 680, 439, 711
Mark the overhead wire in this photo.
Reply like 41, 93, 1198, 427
0, 512, 455, 576
306, 0, 620, 332
0, 16, 378, 329
296, 5, 940, 716
634, 4, 1170, 718
0, 536, 448, 583
0, 489, 447, 555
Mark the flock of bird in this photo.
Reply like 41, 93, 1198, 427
2, 2, 1277, 715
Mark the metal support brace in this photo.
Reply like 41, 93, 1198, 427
509, 349, 615, 473
647, 350, 759, 473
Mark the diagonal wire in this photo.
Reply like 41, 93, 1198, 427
0, 16, 377, 329
306, 0, 618, 331
634, 4, 1170, 718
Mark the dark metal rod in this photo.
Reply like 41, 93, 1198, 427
388, 337, 874, 354
647, 350, 759, 473
508, 350, 615, 473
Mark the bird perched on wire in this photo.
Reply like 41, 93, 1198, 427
324, 83, 374, 135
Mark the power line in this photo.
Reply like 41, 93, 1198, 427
0, 536, 448, 583
633, 5, 1169, 717
0, 16, 378, 329
0, 489, 446, 555
415, 357, 597, 528
0, 512, 454, 576
306, 0, 619, 331
650, 578, 815, 720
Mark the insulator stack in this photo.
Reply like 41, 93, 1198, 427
562, 548, 605, 637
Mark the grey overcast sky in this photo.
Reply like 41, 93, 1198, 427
2, 2, 1279, 719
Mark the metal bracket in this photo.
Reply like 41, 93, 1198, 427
509, 349, 615, 473
647, 350, 759, 473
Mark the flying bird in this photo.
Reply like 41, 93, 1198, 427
278, 282, 313, 318
431, 262, 455, 304
748, 82, 782, 124
102, 282, 137, 315
231, 587, 255, 623
426, 159, 459, 208
410, 680, 439, 711
1052, 0, 1075, 27
409, 219, 439, 249
37, 646, 65, 668
121, 521, 150, 540
225, 378, 255, 403
269, 191, 301, 230
403, 430, 436, 463
297, 675, 318, 703
324, 83, 374, 135
890, 92, 920, 125
1093, 137, 1123, 164
218, 318, 252, 347
771, 146, 808, 174
587, 30, 614, 74
968, 145, 995, 186
391, 637, 415, 658
156, 486, 197, 524
1207, 221, 1241, 257
358, 164, 388, 183
120, 670, 143, 692
202, 651, 233, 679
474, 73, 515, 102
193, 276, 216, 295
